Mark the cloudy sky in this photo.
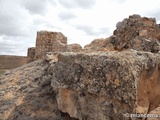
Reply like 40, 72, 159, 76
0, 0, 160, 56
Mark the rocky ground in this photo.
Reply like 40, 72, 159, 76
0, 59, 78, 120
0, 14, 160, 120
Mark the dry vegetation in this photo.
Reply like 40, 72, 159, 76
0, 69, 6, 75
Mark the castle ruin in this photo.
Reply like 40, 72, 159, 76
27, 31, 82, 62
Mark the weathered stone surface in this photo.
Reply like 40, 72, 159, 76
67, 44, 82, 52
50, 51, 160, 119
57, 88, 119, 120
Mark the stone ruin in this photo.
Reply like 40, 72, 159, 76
28, 14, 160, 63
0, 14, 160, 120
27, 31, 82, 62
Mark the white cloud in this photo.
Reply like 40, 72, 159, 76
21, 0, 56, 15
0, 0, 31, 36
1, 0, 160, 56
0, 35, 29, 55
58, 12, 77, 21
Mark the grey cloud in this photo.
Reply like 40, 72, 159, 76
98, 27, 111, 35
32, 18, 46, 26
0, 46, 26, 56
32, 17, 62, 31
76, 25, 110, 36
0, 15, 27, 37
44, 23, 62, 30
58, 0, 96, 9
0, 0, 34, 56
58, 12, 77, 21
76, 25, 97, 35
0, 45, 17, 55
0, 0, 53, 56
21, 0, 56, 15
0, 0, 31, 37
0, 36, 29, 56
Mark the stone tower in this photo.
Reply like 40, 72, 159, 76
34, 31, 68, 59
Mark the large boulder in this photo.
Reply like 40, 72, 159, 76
50, 51, 160, 120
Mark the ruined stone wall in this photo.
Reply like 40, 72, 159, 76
28, 31, 82, 61
0, 55, 27, 69
27, 47, 35, 62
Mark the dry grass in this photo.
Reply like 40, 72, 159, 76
0, 69, 5, 75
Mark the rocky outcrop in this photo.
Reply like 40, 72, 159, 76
110, 14, 160, 52
0, 14, 160, 120
84, 38, 114, 51
84, 15, 160, 53
50, 51, 160, 120
67, 44, 82, 52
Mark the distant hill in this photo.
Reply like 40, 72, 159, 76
0, 55, 27, 70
